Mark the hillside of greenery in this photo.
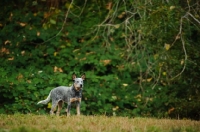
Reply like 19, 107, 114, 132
0, 0, 200, 120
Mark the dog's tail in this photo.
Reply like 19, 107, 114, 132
37, 90, 52, 105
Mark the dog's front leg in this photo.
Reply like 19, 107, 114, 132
76, 103, 80, 115
66, 103, 71, 116
76, 98, 81, 116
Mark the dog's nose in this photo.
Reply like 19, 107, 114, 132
80, 84, 82, 88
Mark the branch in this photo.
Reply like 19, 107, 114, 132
152, 66, 162, 90
33, 0, 74, 45
171, 15, 188, 80
187, 12, 200, 25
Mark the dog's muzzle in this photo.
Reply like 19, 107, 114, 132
76, 84, 83, 91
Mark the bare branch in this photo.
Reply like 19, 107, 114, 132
187, 12, 200, 25
32, 0, 74, 45
171, 15, 188, 80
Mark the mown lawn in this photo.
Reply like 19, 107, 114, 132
0, 114, 199, 132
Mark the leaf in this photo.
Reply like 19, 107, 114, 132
181, 59, 184, 65
19, 22, 26, 27
65, 3, 73, 9
106, 2, 112, 10
147, 78, 152, 82
37, 31, 40, 36
122, 84, 128, 87
42, 23, 48, 30
162, 72, 166, 76
114, 24, 120, 29
100, 60, 111, 66
154, 54, 158, 59
164, 43, 170, 50
47, 103, 52, 108
47, 48, 55, 54
50, 19, 56, 24
170, 6, 176, 10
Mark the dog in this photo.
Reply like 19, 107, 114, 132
37, 73, 85, 116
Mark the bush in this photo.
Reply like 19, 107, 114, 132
0, 0, 200, 120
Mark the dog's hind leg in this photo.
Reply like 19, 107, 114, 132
50, 101, 57, 115
56, 100, 63, 116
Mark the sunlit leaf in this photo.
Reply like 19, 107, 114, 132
162, 72, 166, 76
19, 22, 26, 27
47, 103, 52, 108
181, 59, 184, 65
170, 6, 176, 10
114, 24, 120, 29
50, 19, 56, 24
147, 78, 152, 82
65, 3, 73, 9
106, 2, 112, 10
37, 31, 40, 36
164, 43, 170, 50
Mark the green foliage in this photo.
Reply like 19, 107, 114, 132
0, 0, 200, 120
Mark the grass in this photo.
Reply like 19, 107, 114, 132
0, 114, 199, 132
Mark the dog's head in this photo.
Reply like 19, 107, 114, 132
72, 73, 85, 91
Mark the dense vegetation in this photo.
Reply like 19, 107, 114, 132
0, 0, 200, 120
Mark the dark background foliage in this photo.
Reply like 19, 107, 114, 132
0, 0, 200, 120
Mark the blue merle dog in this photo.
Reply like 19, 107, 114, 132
37, 73, 85, 116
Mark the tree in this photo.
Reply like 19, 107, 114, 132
0, 0, 200, 120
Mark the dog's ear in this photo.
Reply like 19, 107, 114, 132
72, 73, 76, 80
81, 73, 86, 80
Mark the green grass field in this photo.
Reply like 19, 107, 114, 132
0, 114, 199, 132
